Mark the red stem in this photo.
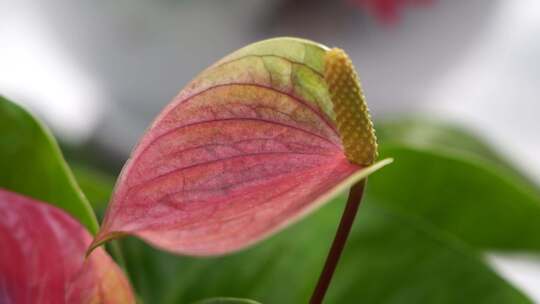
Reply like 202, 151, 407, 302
310, 179, 367, 304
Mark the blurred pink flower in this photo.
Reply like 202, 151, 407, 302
348, 0, 433, 23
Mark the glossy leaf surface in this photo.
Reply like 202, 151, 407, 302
92, 37, 388, 255
0, 96, 99, 233
0, 189, 134, 304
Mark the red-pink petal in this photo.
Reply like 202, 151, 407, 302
97, 85, 360, 255
90, 38, 386, 256
0, 189, 134, 304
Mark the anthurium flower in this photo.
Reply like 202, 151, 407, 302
0, 189, 134, 304
89, 37, 391, 256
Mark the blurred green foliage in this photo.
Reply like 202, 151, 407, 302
2, 96, 539, 303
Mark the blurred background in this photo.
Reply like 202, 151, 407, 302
1, 0, 539, 300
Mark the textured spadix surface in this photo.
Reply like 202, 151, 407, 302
0, 189, 134, 304
91, 37, 388, 256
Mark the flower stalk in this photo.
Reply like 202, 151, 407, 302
310, 179, 367, 304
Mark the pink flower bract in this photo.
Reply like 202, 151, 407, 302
90, 38, 389, 256
0, 189, 134, 304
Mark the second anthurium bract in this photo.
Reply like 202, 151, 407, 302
0, 189, 134, 304
89, 37, 390, 256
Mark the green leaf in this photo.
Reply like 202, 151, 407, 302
375, 119, 540, 252
377, 118, 504, 162
193, 298, 261, 304
0, 96, 99, 233
377, 118, 540, 195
